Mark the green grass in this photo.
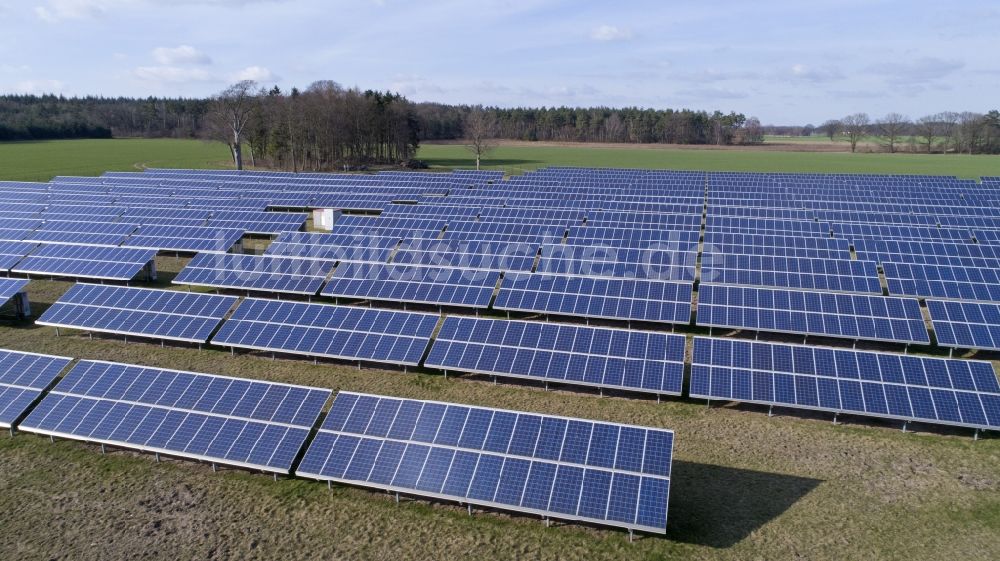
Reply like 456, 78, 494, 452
417, 143, 1000, 179
0, 138, 232, 182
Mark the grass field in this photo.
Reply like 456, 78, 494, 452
1, 138, 999, 181
417, 143, 1000, 179
1, 139, 999, 560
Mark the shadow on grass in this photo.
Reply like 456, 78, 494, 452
667, 460, 822, 548
421, 158, 544, 169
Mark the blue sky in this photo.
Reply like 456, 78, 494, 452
1, 0, 997, 124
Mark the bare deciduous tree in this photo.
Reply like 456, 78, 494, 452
876, 112, 909, 153
208, 80, 259, 170
464, 107, 497, 170
820, 119, 841, 141
841, 113, 870, 153
915, 114, 944, 153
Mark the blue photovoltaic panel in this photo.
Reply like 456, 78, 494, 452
207, 210, 308, 235
173, 253, 336, 295
122, 225, 245, 253
212, 298, 438, 366
884, 263, 1000, 303
37, 284, 238, 343
0, 241, 38, 272
496, 272, 692, 324
697, 284, 929, 344
12, 244, 156, 281
690, 337, 1000, 430
0, 278, 30, 308
701, 233, 852, 259
701, 254, 881, 294
19, 360, 331, 473
927, 300, 1000, 351
393, 239, 537, 272
321, 263, 499, 308
537, 244, 697, 281
0, 349, 72, 429
297, 392, 674, 533
24, 221, 137, 247
425, 316, 686, 395
264, 232, 398, 263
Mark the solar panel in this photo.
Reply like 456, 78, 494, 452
211, 298, 438, 366
19, 360, 331, 473
264, 232, 398, 263
393, 239, 537, 272
0, 278, 30, 309
123, 225, 245, 253
701, 254, 881, 294
701, 233, 851, 259
12, 244, 157, 281
697, 284, 929, 344
37, 284, 238, 343
0, 349, 72, 429
0, 241, 36, 272
537, 244, 697, 280
24, 221, 137, 247
690, 337, 1000, 430
496, 272, 692, 324
321, 263, 499, 308
297, 392, 674, 533
927, 300, 1000, 350
425, 316, 686, 395
884, 263, 1000, 303
173, 253, 336, 295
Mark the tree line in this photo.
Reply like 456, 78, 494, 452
816, 111, 1000, 154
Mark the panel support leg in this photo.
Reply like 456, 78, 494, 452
832, 413, 839, 425
629, 529, 634, 543
902, 421, 908, 433
768, 405, 773, 417
974, 429, 980, 441
467, 504, 472, 516
55, 327, 60, 337
101, 443, 106, 455
395, 492, 400, 504
155, 453, 160, 463
273, 472, 278, 482
327, 481, 332, 490
212, 463, 217, 473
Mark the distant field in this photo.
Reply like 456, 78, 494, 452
1, 138, 999, 182
418, 142, 1000, 179
0, 138, 232, 182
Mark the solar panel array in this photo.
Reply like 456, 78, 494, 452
928, 301, 1000, 351
19, 360, 331, 473
697, 284, 929, 344
0, 278, 30, 309
690, 337, 1000, 430
321, 263, 500, 308
298, 392, 674, 532
173, 253, 336, 295
37, 284, 238, 343
701, 254, 881, 294
0, 350, 72, 429
211, 298, 438, 366
884, 263, 1000, 303
12, 244, 157, 281
426, 317, 686, 395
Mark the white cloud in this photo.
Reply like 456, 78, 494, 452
133, 65, 213, 83
590, 25, 633, 42
868, 57, 964, 85
34, 0, 128, 22
789, 63, 843, 83
153, 45, 211, 65
230, 65, 275, 82
12, 79, 67, 94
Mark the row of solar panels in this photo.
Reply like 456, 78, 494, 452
29, 284, 1000, 425
0, 350, 673, 533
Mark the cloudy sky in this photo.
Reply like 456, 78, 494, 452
1, 0, 997, 123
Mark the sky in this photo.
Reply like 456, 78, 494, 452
0, 0, 997, 124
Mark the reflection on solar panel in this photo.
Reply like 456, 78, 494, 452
173, 253, 336, 295
884, 263, 1000, 303
927, 300, 1000, 350
37, 284, 237, 343
297, 392, 674, 533
697, 284, 929, 344
425, 316, 685, 395
212, 298, 438, 366
123, 225, 244, 253
701, 254, 881, 293
264, 232, 398, 262
13, 244, 157, 281
393, 239, 537, 272
0, 241, 37, 271
537, 244, 697, 280
19, 360, 330, 473
496, 272, 692, 324
690, 337, 1000, 430
0, 278, 29, 308
321, 263, 499, 308
25, 221, 137, 246
0, 349, 71, 429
